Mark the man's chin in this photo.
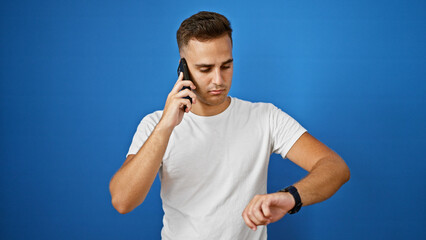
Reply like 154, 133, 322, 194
199, 94, 229, 106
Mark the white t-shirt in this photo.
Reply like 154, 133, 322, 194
127, 97, 307, 240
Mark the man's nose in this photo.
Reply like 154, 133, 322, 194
212, 68, 224, 85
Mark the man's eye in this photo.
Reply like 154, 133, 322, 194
200, 68, 211, 73
221, 65, 231, 69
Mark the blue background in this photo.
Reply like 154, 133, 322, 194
1, 0, 425, 239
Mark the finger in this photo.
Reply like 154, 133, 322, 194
242, 201, 258, 230
174, 87, 197, 106
177, 71, 183, 82
242, 211, 257, 231
247, 204, 263, 226
261, 201, 272, 223
246, 196, 262, 225
177, 98, 192, 112
175, 94, 196, 108
170, 72, 184, 93
171, 79, 196, 95
251, 198, 269, 225
175, 89, 197, 101
180, 80, 196, 90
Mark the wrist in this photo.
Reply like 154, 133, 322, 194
154, 121, 174, 136
278, 185, 302, 214
278, 191, 295, 209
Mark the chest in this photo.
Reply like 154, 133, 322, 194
161, 116, 271, 182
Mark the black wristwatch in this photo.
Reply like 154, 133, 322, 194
278, 186, 302, 214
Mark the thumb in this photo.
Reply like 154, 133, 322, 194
261, 201, 272, 219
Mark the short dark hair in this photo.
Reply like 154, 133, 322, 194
176, 11, 232, 51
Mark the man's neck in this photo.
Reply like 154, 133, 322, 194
190, 96, 231, 116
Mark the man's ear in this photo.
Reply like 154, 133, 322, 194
179, 52, 185, 59
179, 44, 189, 59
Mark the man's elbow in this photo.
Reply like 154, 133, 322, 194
327, 155, 350, 185
110, 184, 147, 214
321, 154, 351, 184
111, 197, 132, 215
110, 184, 133, 214
339, 159, 351, 184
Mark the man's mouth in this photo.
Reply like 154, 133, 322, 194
209, 89, 225, 95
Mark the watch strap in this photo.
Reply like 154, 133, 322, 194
279, 185, 302, 214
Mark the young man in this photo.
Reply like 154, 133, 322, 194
109, 11, 350, 239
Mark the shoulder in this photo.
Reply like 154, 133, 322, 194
137, 110, 163, 129
230, 97, 297, 125
231, 97, 278, 114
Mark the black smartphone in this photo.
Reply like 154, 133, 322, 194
177, 58, 193, 106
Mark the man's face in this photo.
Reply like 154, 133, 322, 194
180, 34, 233, 108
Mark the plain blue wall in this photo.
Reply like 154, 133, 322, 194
1, 0, 425, 239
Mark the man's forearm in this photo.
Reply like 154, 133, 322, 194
109, 123, 173, 214
293, 155, 350, 207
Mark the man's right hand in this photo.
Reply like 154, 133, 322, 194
158, 72, 197, 131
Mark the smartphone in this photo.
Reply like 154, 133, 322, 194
177, 58, 193, 107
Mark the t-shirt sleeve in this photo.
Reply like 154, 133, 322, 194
269, 104, 307, 159
126, 113, 160, 158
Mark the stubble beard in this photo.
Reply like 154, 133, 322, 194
195, 89, 229, 107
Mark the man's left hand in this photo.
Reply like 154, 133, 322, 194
242, 192, 295, 231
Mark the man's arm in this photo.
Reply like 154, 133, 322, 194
289, 132, 350, 206
242, 132, 350, 230
109, 72, 197, 214
109, 125, 173, 214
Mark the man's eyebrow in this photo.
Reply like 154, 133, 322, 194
222, 58, 233, 65
195, 58, 234, 68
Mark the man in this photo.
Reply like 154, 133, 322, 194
109, 11, 350, 239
